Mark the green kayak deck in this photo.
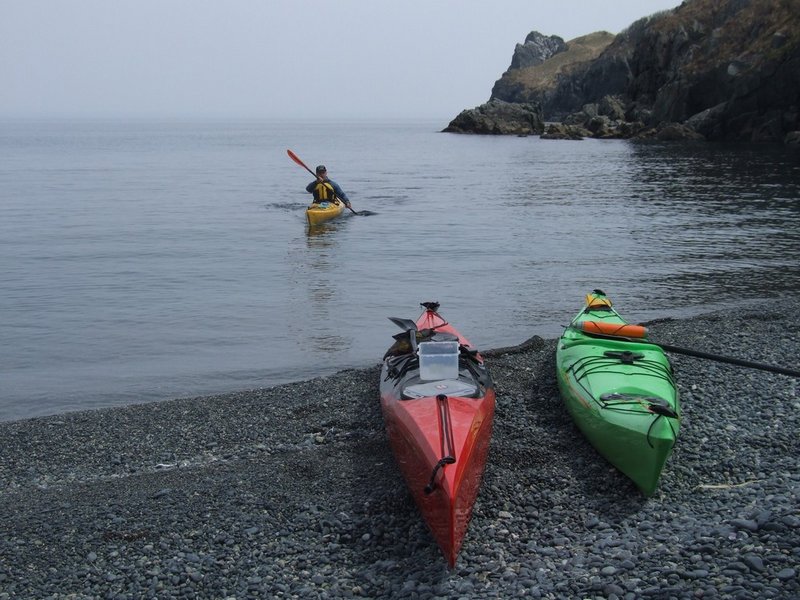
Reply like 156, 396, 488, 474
556, 290, 680, 496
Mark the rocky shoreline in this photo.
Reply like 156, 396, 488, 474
1, 299, 798, 599
444, 1, 800, 144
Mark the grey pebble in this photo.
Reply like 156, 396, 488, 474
743, 554, 765, 572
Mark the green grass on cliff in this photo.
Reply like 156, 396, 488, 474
498, 31, 615, 92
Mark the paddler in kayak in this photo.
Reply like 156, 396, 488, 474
306, 165, 351, 209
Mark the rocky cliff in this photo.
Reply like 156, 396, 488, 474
444, 0, 800, 143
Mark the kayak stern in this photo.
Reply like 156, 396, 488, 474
306, 200, 345, 226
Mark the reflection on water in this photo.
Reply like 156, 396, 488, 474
623, 143, 800, 306
500, 139, 800, 336
306, 222, 337, 239
292, 222, 351, 354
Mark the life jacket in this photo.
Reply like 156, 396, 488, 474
312, 181, 336, 202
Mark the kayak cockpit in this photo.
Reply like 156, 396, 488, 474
401, 375, 479, 399
383, 335, 489, 400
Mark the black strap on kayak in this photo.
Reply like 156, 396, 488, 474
599, 393, 679, 447
646, 396, 679, 419
424, 457, 456, 495
569, 356, 676, 407
604, 350, 645, 365
384, 354, 417, 381
460, 345, 479, 360
424, 394, 456, 495
599, 393, 679, 419
642, 396, 680, 448
645, 411, 679, 449
458, 345, 494, 389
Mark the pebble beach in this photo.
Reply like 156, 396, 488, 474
1, 298, 798, 599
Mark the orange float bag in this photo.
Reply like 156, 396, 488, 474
575, 320, 648, 338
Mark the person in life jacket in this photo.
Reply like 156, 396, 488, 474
306, 165, 351, 208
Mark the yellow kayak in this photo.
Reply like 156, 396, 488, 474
306, 200, 345, 226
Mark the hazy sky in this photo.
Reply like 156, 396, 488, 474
1, 0, 683, 120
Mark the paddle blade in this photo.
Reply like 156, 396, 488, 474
388, 317, 418, 332
287, 149, 315, 176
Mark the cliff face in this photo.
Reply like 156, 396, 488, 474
446, 0, 800, 143
489, 31, 616, 118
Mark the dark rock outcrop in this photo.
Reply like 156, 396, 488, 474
540, 123, 591, 140
446, 0, 800, 142
442, 100, 544, 135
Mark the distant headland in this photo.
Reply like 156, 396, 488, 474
444, 0, 800, 144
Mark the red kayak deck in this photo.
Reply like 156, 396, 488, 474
379, 303, 495, 566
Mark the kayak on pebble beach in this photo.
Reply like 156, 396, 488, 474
556, 290, 681, 496
379, 301, 496, 567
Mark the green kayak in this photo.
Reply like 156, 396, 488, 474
556, 290, 680, 496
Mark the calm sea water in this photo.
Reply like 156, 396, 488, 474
2, 119, 799, 421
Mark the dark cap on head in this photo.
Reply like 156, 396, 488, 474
315, 165, 327, 174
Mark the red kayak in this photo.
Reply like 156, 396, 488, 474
379, 302, 495, 567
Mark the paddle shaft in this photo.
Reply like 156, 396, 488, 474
286, 149, 358, 215
657, 341, 800, 378
575, 329, 800, 378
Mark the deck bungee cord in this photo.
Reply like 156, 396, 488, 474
424, 394, 457, 495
